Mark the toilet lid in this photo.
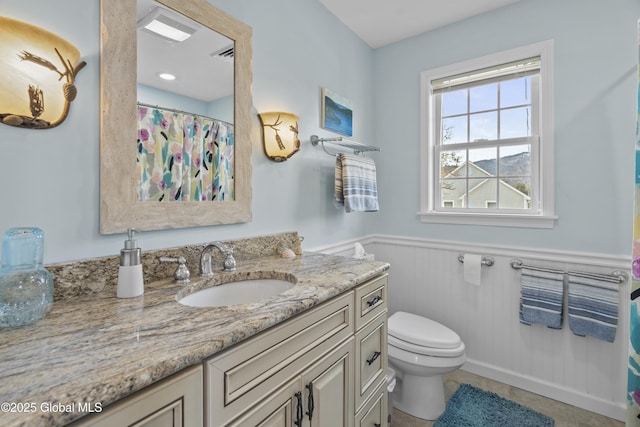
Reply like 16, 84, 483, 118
388, 311, 461, 349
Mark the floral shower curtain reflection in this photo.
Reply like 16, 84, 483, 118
136, 105, 234, 202
629, 20, 640, 426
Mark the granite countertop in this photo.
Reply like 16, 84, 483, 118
0, 250, 389, 426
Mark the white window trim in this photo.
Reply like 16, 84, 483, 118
418, 40, 556, 229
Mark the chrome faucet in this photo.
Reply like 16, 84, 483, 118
200, 242, 236, 276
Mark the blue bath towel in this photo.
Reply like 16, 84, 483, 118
567, 272, 618, 342
519, 266, 564, 329
334, 153, 379, 213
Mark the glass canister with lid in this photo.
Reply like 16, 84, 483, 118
0, 227, 53, 327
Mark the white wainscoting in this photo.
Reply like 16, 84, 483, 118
311, 234, 631, 421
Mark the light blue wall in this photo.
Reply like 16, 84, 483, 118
1, 0, 637, 264
138, 83, 211, 117
138, 85, 234, 123
0, 0, 374, 263
371, 0, 640, 256
208, 95, 233, 124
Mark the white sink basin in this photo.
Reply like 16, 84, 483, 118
178, 279, 295, 307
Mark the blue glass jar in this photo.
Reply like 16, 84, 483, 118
0, 227, 53, 327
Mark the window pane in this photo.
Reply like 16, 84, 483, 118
470, 83, 497, 112
442, 89, 467, 116
499, 144, 530, 177
500, 77, 531, 108
440, 149, 466, 208
499, 178, 531, 209
468, 178, 497, 209
442, 116, 467, 144
440, 150, 466, 177
469, 147, 496, 176
500, 107, 531, 139
440, 178, 465, 208
470, 111, 497, 142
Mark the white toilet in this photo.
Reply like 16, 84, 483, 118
387, 311, 466, 420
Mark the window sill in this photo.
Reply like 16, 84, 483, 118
417, 211, 556, 228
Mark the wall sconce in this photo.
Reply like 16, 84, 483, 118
258, 112, 300, 162
0, 17, 86, 129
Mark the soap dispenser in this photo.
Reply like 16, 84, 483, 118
117, 228, 144, 298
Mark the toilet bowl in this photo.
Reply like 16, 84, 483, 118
387, 311, 466, 420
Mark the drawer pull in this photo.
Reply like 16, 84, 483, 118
305, 382, 314, 421
374, 424, 381, 427
367, 295, 382, 307
294, 391, 303, 427
366, 351, 381, 365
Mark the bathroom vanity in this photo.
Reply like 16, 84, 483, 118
0, 233, 389, 427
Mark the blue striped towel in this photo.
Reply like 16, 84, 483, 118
567, 272, 618, 342
334, 154, 379, 212
519, 266, 564, 329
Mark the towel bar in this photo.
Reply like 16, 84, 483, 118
310, 134, 380, 156
510, 258, 628, 284
457, 253, 494, 266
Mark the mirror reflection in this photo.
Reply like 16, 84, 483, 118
135, 0, 235, 203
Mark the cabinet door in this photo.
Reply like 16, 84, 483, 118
300, 338, 354, 427
69, 365, 203, 427
227, 378, 301, 427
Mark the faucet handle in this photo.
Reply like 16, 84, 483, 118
211, 242, 236, 272
222, 251, 236, 272
159, 256, 190, 283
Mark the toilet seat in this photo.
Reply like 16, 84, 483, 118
388, 311, 465, 357
388, 334, 465, 357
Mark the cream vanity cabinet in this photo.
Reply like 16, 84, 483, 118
206, 273, 388, 427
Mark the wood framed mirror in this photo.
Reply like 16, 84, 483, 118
100, 0, 252, 234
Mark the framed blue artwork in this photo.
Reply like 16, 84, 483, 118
322, 88, 353, 136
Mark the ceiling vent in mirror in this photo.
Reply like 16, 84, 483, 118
138, 7, 197, 43
211, 45, 234, 61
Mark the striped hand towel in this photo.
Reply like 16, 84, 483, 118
519, 266, 564, 329
567, 272, 618, 342
334, 155, 345, 207
334, 153, 379, 213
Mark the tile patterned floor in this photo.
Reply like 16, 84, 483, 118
390, 370, 624, 427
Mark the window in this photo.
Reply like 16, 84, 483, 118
419, 41, 555, 228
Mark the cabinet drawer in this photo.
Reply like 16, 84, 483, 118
355, 312, 387, 411
206, 292, 354, 426
355, 274, 387, 330
355, 379, 387, 427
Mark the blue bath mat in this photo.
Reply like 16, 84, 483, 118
434, 384, 554, 426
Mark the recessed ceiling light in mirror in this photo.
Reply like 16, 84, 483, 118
157, 72, 176, 81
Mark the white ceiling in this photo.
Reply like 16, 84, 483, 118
318, 0, 521, 48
